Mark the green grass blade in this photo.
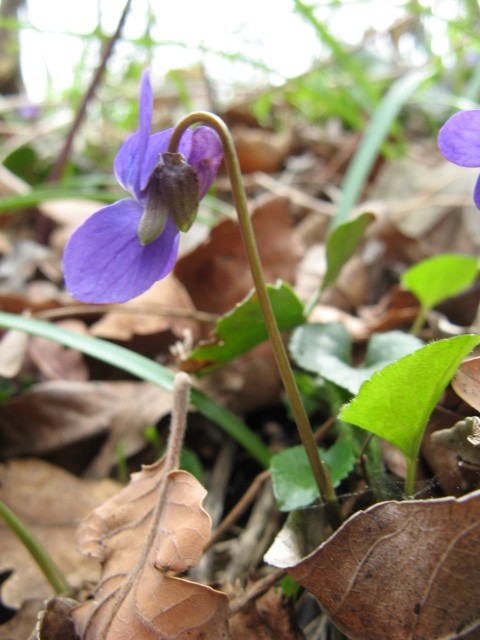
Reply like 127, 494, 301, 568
0, 312, 271, 467
0, 188, 117, 213
0, 500, 70, 594
332, 67, 434, 229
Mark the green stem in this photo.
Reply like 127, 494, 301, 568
168, 113, 340, 526
404, 458, 417, 498
0, 500, 71, 594
410, 306, 427, 336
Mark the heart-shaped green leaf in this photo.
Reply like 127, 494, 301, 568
340, 334, 480, 493
401, 254, 478, 311
270, 438, 355, 511
290, 322, 423, 395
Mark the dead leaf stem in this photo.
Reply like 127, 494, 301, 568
228, 568, 285, 616
207, 470, 270, 550
80, 372, 194, 638
164, 371, 192, 472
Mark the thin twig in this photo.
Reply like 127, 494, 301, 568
206, 469, 271, 550
207, 416, 335, 549
228, 568, 286, 616
48, 0, 132, 183
36, 303, 217, 324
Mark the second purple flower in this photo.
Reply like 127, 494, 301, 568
438, 109, 480, 210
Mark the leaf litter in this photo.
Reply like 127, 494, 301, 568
1, 34, 480, 640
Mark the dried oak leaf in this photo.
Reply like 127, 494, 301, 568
229, 587, 304, 640
89, 275, 199, 343
73, 458, 230, 640
174, 194, 302, 315
265, 490, 480, 640
0, 459, 119, 609
0, 381, 173, 472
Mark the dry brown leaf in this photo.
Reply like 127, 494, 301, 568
28, 597, 79, 640
422, 408, 477, 497
0, 381, 173, 469
73, 458, 229, 639
174, 194, 302, 314
265, 490, 480, 640
198, 342, 281, 414
229, 587, 304, 640
28, 319, 89, 381
370, 156, 480, 249
232, 126, 293, 174
431, 416, 480, 466
308, 305, 368, 340
0, 240, 51, 293
84, 382, 177, 478
89, 275, 199, 342
0, 328, 29, 377
0, 287, 61, 315
0, 598, 44, 640
452, 355, 480, 412
40, 199, 103, 229
0, 459, 119, 609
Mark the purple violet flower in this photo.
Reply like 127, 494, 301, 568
63, 70, 222, 303
438, 110, 480, 209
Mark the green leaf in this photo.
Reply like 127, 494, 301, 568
322, 212, 375, 292
290, 323, 423, 395
332, 66, 433, 228
400, 253, 479, 311
290, 322, 352, 369
340, 334, 480, 465
185, 281, 305, 375
0, 312, 271, 467
271, 438, 355, 511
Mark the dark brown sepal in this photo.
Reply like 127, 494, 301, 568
139, 152, 199, 244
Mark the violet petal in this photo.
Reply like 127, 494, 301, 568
474, 174, 480, 209
114, 70, 154, 197
63, 199, 179, 303
187, 126, 223, 198
438, 110, 480, 167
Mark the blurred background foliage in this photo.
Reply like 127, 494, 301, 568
0, 0, 479, 193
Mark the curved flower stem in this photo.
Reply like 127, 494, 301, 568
169, 113, 340, 527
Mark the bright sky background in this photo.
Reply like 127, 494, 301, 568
18, 0, 416, 102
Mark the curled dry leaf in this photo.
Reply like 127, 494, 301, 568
423, 408, 478, 497
452, 355, 480, 412
73, 458, 229, 640
431, 416, 480, 466
29, 597, 80, 640
265, 490, 480, 640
